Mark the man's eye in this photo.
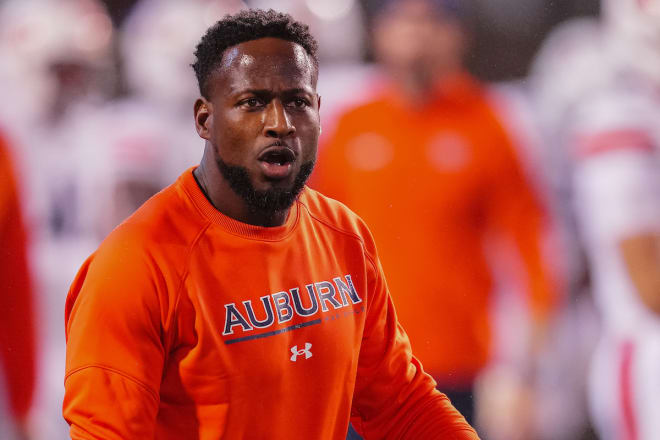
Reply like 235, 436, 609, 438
290, 98, 308, 108
241, 98, 261, 108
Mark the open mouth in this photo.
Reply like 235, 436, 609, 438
258, 147, 296, 166
257, 146, 296, 179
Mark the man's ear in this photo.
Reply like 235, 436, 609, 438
194, 97, 213, 140
317, 94, 322, 134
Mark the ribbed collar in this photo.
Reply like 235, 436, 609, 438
179, 167, 300, 241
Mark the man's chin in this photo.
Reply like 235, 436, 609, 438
217, 157, 314, 215
258, 174, 297, 188
248, 188, 301, 214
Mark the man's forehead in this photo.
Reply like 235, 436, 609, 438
219, 37, 313, 76
208, 38, 317, 94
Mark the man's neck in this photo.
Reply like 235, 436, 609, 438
392, 62, 463, 104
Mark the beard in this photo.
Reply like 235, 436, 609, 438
216, 156, 315, 216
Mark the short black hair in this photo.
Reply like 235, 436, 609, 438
192, 9, 319, 98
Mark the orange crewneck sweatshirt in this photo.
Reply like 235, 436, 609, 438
64, 168, 478, 439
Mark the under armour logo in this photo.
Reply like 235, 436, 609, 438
290, 343, 313, 362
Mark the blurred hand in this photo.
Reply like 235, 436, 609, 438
474, 366, 536, 440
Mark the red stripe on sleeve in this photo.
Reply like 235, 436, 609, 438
620, 340, 638, 440
575, 129, 655, 159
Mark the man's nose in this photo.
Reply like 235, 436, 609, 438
263, 100, 295, 138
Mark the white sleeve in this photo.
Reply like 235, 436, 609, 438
573, 150, 660, 242
570, 86, 660, 241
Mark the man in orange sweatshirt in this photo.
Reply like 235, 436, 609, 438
63, 9, 479, 439
314, 0, 559, 431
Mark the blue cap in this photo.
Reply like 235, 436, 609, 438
375, 0, 465, 19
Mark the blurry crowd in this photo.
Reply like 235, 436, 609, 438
1, 0, 659, 439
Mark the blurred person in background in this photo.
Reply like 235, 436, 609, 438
313, 0, 560, 437
0, 0, 115, 437
531, 0, 660, 439
0, 0, 115, 248
0, 0, 113, 154
0, 130, 37, 440
516, 17, 607, 440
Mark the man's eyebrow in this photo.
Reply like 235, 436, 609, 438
227, 87, 271, 96
282, 88, 315, 95
229, 87, 314, 96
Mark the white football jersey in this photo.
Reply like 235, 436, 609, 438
570, 71, 660, 334
531, 17, 660, 335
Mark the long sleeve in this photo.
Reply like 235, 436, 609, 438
64, 228, 171, 439
350, 231, 479, 439
0, 141, 36, 423
484, 129, 560, 322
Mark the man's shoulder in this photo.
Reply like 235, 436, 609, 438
334, 95, 393, 125
300, 185, 358, 222
65, 177, 206, 330
580, 78, 660, 127
96, 177, 208, 265
298, 187, 375, 247
569, 73, 660, 159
